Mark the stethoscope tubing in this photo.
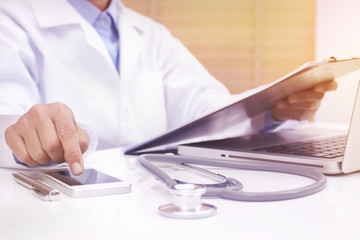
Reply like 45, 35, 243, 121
137, 154, 327, 202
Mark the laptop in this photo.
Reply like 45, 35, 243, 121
125, 58, 360, 174
178, 81, 360, 175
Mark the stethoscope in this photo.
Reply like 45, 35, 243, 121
136, 154, 327, 219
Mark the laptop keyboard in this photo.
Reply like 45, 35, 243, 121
252, 135, 347, 159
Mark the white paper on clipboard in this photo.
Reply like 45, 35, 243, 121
125, 57, 360, 154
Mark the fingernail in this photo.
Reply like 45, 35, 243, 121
288, 96, 296, 103
71, 162, 83, 175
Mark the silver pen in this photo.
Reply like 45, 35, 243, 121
13, 172, 60, 201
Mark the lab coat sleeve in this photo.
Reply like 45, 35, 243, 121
155, 25, 232, 130
0, 9, 41, 168
0, 9, 97, 168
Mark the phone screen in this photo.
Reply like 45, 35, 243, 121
46, 169, 122, 186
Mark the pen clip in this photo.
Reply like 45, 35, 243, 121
31, 187, 60, 201
13, 172, 60, 201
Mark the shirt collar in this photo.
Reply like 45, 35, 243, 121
68, 0, 119, 25
107, 0, 119, 24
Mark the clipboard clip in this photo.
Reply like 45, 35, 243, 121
322, 56, 337, 63
327, 56, 338, 62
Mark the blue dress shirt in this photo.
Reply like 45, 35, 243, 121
68, 0, 120, 73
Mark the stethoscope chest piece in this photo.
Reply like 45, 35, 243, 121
158, 183, 217, 219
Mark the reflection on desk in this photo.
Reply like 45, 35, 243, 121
0, 148, 360, 240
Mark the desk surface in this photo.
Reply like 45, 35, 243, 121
1, 147, 360, 240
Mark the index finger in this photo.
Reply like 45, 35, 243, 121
314, 80, 338, 92
53, 114, 84, 175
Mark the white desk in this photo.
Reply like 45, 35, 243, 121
1, 147, 360, 240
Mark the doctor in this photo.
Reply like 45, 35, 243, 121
0, 0, 336, 175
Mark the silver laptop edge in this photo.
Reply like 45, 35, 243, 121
179, 81, 360, 175
342, 81, 360, 173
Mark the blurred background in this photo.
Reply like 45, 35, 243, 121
122, 0, 360, 125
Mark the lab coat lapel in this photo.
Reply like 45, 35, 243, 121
80, 22, 115, 68
31, 0, 116, 72
31, 0, 79, 27
118, 10, 145, 81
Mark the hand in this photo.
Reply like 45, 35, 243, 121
5, 102, 89, 175
272, 80, 338, 121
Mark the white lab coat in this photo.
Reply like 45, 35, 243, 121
0, 0, 273, 168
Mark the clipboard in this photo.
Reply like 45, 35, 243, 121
125, 57, 360, 155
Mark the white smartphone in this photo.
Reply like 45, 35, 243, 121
39, 168, 131, 198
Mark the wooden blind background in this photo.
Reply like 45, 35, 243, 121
122, 0, 316, 94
